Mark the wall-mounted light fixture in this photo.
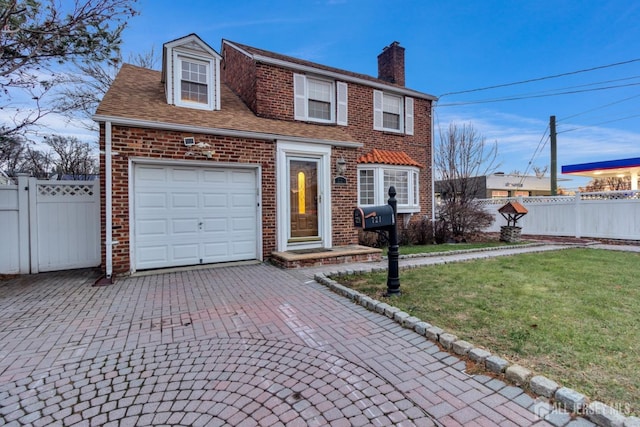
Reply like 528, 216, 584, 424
183, 137, 195, 146
336, 157, 347, 175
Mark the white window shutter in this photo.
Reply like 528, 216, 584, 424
405, 97, 414, 135
373, 90, 383, 130
293, 73, 307, 120
336, 81, 348, 126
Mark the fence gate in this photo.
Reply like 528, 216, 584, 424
0, 175, 100, 274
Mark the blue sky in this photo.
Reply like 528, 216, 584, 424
46, 1, 640, 189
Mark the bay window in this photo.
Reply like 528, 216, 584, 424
358, 165, 420, 213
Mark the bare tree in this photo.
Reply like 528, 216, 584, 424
19, 145, 53, 178
0, 0, 138, 138
56, 46, 159, 128
580, 177, 631, 192
533, 165, 548, 178
0, 134, 25, 174
45, 135, 98, 179
435, 122, 499, 239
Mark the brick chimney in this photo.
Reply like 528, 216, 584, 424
377, 41, 405, 86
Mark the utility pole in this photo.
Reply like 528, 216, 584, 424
550, 115, 557, 196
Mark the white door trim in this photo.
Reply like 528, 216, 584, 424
128, 157, 262, 273
276, 141, 332, 252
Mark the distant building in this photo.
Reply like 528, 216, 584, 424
562, 157, 640, 191
435, 173, 551, 201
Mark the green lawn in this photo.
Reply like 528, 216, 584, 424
338, 248, 640, 416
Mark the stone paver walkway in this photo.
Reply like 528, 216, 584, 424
0, 244, 616, 426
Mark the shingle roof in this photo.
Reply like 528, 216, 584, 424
225, 40, 437, 101
498, 201, 529, 214
357, 149, 424, 168
95, 64, 359, 144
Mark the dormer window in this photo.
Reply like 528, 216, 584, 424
294, 73, 348, 125
162, 34, 221, 111
180, 58, 208, 104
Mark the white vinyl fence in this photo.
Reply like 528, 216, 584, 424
478, 191, 640, 240
0, 175, 100, 274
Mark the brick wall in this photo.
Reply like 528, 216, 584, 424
222, 52, 434, 222
377, 42, 405, 86
100, 125, 277, 274
221, 43, 258, 112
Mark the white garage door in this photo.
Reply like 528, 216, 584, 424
133, 164, 258, 270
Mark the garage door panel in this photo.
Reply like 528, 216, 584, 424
171, 243, 199, 261
202, 192, 229, 208
171, 168, 199, 183
172, 193, 199, 209
136, 166, 167, 183
202, 217, 228, 233
233, 240, 256, 256
137, 192, 168, 209
231, 193, 255, 209
202, 169, 228, 183
202, 242, 229, 258
137, 219, 167, 236
134, 164, 258, 270
232, 170, 256, 184
137, 245, 169, 265
231, 217, 256, 233
172, 218, 200, 234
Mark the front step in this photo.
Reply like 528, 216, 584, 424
270, 245, 382, 269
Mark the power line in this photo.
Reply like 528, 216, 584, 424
558, 114, 640, 134
438, 58, 640, 98
438, 81, 640, 106
520, 126, 550, 182
558, 93, 640, 122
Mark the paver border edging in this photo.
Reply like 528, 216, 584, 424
312, 248, 637, 427
384, 242, 546, 260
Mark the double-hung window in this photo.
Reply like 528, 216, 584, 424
172, 54, 218, 110
307, 79, 332, 121
181, 60, 208, 104
294, 73, 348, 125
358, 165, 420, 213
382, 94, 402, 130
373, 90, 414, 135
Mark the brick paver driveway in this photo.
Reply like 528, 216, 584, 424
0, 263, 557, 426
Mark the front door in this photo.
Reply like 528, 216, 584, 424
289, 159, 319, 242
276, 141, 331, 252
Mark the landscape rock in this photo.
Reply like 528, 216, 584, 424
555, 387, 587, 413
505, 365, 532, 385
530, 375, 559, 398
451, 340, 473, 356
485, 355, 509, 374
438, 333, 458, 350
586, 401, 625, 427
468, 348, 491, 364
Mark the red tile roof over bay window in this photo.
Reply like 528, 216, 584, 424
357, 149, 424, 168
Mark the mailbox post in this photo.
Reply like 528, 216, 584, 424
353, 186, 401, 296
385, 187, 400, 296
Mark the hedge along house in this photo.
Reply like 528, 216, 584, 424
94, 34, 436, 276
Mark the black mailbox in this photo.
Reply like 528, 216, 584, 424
353, 205, 395, 230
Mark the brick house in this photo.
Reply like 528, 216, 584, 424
94, 34, 436, 276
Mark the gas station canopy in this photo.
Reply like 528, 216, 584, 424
562, 157, 640, 190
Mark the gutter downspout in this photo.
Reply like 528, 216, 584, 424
105, 121, 114, 279
431, 101, 436, 224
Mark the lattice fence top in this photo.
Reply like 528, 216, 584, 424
37, 183, 96, 197
579, 191, 640, 200
477, 190, 640, 205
